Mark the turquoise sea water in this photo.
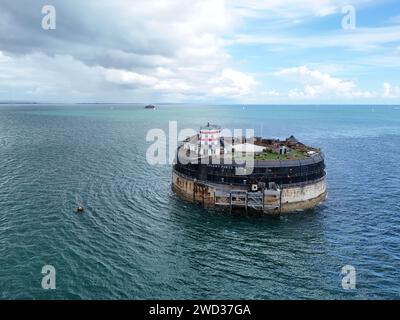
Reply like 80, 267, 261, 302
0, 104, 399, 299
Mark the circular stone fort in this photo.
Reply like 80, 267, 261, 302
172, 124, 327, 215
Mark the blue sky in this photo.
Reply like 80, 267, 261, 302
0, 0, 400, 103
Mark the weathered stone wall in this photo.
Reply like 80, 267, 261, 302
281, 178, 326, 203
172, 170, 327, 214
172, 171, 216, 207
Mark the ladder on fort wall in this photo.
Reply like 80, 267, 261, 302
214, 189, 281, 213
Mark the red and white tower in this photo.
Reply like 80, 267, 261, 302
199, 123, 221, 156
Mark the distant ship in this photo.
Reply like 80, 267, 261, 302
144, 104, 156, 109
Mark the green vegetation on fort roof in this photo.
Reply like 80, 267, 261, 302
254, 149, 306, 161
221, 149, 308, 161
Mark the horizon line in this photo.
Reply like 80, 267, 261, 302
1, 102, 400, 106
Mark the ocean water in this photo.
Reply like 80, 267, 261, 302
0, 104, 399, 299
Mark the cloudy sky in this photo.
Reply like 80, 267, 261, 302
1, 0, 400, 103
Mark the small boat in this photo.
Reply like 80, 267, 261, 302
76, 206, 85, 213
144, 104, 156, 109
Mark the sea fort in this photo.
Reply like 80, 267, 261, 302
172, 123, 327, 214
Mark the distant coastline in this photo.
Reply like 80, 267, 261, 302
1, 102, 400, 106
0, 101, 38, 104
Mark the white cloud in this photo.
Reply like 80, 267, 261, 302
276, 66, 377, 99
0, 53, 111, 101
277, 66, 354, 96
0, 0, 261, 101
0, 1, 398, 103
0, 51, 11, 63
387, 15, 400, 24
383, 82, 400, 98
230, 0, 370, 19
261, 90, 280, 97
103, 64, 258, 98
104, 69, 159, 87
231, 24, 400, 52
210, 68, 258, 96
0, 50, 259, 102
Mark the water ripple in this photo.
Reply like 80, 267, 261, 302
1, 104, 399, 299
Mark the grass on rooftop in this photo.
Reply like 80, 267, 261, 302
254, 149, 306, 161
218, 149, 308, 161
